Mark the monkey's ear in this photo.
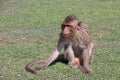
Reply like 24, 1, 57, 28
78, 21, 88, 29
78, 21, 82, 27
77, 21, 82, 30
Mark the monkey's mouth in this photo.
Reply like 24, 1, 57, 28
63, 34, 70, 37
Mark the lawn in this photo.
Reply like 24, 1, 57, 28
0, 0, 120, 80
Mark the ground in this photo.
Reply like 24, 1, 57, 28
0, 0, 120, 80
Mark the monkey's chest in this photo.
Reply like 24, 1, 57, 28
72, 45, 83, 56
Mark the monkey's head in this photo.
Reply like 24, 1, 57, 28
61, 15, 82, 38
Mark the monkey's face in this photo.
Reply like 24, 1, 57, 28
61, 24, 73, 37
61, 21, 78, 37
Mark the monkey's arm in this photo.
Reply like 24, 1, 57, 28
25, 47, 62, 74
25, 38, 66, 74
45, 40, 65, 67
34, 39, 66, 71
46, 48, 60, 66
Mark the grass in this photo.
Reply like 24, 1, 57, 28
0, 0, 120, 80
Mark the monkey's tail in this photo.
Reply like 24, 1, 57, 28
25, 59, 48, 74
25, 61, 37, 74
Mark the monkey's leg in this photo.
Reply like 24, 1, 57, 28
82, 43, 94, 75
64, 44, 79, 69
89, 42, 95, 64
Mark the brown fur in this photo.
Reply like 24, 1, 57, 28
25, 15, 95, 75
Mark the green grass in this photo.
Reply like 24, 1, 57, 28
0, 0, 120, 80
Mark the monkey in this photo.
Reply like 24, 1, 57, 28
25, 15, 95, 75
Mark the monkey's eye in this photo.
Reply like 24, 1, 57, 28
61, 25, 65, 30
61, 24, 73, 30
67, 25, 73, 28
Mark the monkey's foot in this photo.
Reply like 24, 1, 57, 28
83, 67, 92, 75
69, 63, 79, 69
79, 66, 92, 75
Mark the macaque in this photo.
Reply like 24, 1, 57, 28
25, 15, 95, 75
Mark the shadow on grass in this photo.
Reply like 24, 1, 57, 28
49, 54, 68, 66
